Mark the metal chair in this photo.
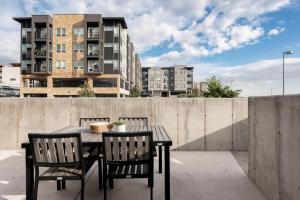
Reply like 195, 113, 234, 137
79, 117, 110, 127
28, 133, 93, 200
118, 117, 148, 126
102, 131, 154, 200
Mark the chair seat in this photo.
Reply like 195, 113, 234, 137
110, 164, 148, 178
41, 167, 82, 179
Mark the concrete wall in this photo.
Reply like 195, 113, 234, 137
0, 98, 248, 151
248, 95, 300, 200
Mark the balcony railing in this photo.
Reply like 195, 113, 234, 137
34, 50, 47, 57
35, 28, 47, 39
33, 64, 48, 73
87, 49, 99, 56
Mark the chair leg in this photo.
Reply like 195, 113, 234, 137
98, 158, 103, 190
150, 186, 153, 200
81, 179, 85, 200
109, 178, 114, 189
62, 180, 66, 189
108, 166, 114, 189
103, 165, 107, 200
104, 178, 107, 200
34, 168, 39, 200
57, 180, 61, 190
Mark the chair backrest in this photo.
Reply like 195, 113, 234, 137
79, 117, 110, 126
28, 133, 83, 167
102, 131, 153, 164
118, 117, 148, 127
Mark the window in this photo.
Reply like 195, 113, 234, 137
53, 78, 86, 87
74, 60, 84, 70
56, 60, 66, 70
56, 28, 61, 36
56, 44, 60, 52
74, 44, 84, 52
93, 78, 117, 87
74, 28, 84, 36
61, 44, 66, 53
61, 28, 66, 36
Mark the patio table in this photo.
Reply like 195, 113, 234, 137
21, 125, 172, 200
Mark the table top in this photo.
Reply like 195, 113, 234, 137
21, 125, 172, 148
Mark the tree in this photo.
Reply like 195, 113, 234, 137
129, 86, 140, 97
78, 81, 95, 97
203, 76, 241, 98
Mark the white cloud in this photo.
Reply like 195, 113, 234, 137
267, 27, 285, 36
193, 58, 300, 96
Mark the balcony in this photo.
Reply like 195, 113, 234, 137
33, 63, 50, 74
87, 49, 99, 57
34, 50, 47, 57
35, 28, 47, 40
87, 27, 100, 39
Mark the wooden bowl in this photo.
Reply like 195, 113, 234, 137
90, 122, 113, 134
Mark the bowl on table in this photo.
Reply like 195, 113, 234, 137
90, 122, 113, 134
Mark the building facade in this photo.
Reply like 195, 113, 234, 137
14, 14, 140, 97
0, 63, 20, 97
142, 65, 193, 97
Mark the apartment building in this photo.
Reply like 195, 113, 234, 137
0, 63, 20, 97
14, 14, 140, 97
142, 65, 193, 97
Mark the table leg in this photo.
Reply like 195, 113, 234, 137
159, 146, 162, 173
25, 147, 34, 200
164, 145, 170, 200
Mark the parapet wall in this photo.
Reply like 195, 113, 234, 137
0, 98, 248, 151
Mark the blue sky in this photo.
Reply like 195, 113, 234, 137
0, 0, 300, 96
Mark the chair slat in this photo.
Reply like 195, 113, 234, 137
145, 136, 149, 159
32, 138, 42, 162
137, 136, 144, 159
48, 138, 57, 163
129, 136, 135, 160
120, 137, 127, 161
112, 137, 120, 161
104, 137, 112, 161
56, 139, 66, 163
72, 138, 79, 162
39, 138, 49, 163
65, 138, 74, 162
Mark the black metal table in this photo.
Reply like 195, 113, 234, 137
21, 125, 172, 200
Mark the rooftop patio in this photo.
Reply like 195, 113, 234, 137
0, 150, 265, 200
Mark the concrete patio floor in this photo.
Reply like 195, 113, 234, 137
0, 151, 266, 200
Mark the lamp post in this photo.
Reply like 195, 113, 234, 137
282, 50, 294, 95
230, 80, 234, 89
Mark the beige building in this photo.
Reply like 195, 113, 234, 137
142, 65, 193, 97
14, 14, 140, 97
0, 63, 20, 96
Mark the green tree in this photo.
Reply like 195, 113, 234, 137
78, 81, 95, 97
204, 76, 241, 98
129, 86, 140, 97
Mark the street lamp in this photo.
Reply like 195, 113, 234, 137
230, 80, 234, 89
282, 50, 294, 95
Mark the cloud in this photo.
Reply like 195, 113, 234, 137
267, 27, 285, 36
193, 57, 300, 96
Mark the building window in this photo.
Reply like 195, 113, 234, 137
93, 78, 117, 87
56, 44, 60, 52
74, 28, 84, 36
61, 44, 66, 53
74, 44, 84, 52
56, 28, 61, 36
56, 60, 66, 70
61, 28, 66, 36
74, 60, 84, 70
56, 28, 66, 36
53, 78, 86, 87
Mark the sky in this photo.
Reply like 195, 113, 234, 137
1, 0, 300, 96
